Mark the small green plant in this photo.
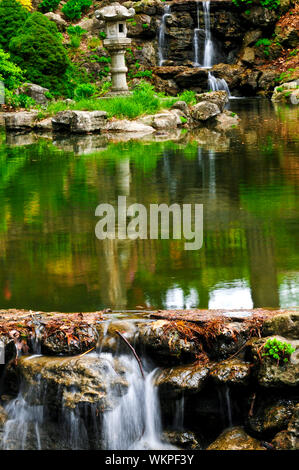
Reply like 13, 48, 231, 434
232, 0, 280, 10
180, 116, 187, 124
178, 89, 196, 105
262, 338, 295, 365
62, 0, 92, 20
67, 25, 87, 48
133, 70, 152, 79
255, 38, 272, 58
38, 0, 60, 12
99, 31, 106, 39
74, 83, 97, 100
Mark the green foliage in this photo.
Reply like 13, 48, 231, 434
74, 83, 97, 100
38, 0, 60, 12
0, 48, 24, 89
132, 70, 153, 78
0, 0, 29, 48
67, 25, 87, 48
5, 89, 35, 108
99, 31, 106, 39
255, 38, 272, 47
62, 0, 92, 20
180, 116, 187, 124
178, 90, 196, 105
9, 12, 69, 94
232, 0, 280, 10
262, 338, 295, 364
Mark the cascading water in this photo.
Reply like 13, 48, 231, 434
193, 2, 201, 67
158, 4, 171, 66
203, 1, 213, 68
101, 353, 174, 450
194, 1, 231, 95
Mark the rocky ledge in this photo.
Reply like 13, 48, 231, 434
0, 308, 298, 449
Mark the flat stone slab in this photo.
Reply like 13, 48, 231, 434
52, 110, 107, 134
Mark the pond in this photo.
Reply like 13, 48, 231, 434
0, 99, 298, 312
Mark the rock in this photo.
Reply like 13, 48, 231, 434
207, 322, 251, 360
137, 320, 197, 365
272, 81, 299, 105
243, 29, 262, 47
162, 430, 202, 450
244, 6, 278, 27
97, 320, 137, 353
44, 12, 67, 32
215, 110, 239, 131
258, 70, 279, 94
105, 119, 155, 134
77, 18, 101, 35
196, 91, 229, 112
52, 111, 107, 134
140, 112, 178, 130
35, 118, 52, 131
191, 102, 221, 122
4, 111, 38, 132
210, 359, 251, 386
275, 20, 299, 49
0, 335, 16, 364
170, 100, 190, 116
207, 427, 265, 450
17, 354, 128, 411
239, 47, 255, 65
263, 312, 299, 339
272, 404, 299, 450
42, 324, 98, 356
155, 363, 210, 396
249, 399, 295, 436
169, 108, 188, 127
174, 68, 208, 90
250, 336, 299, 388
0, 406, 7, 427
17, 83, 49, 105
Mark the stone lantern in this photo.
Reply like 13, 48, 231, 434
95, 3, 135, 95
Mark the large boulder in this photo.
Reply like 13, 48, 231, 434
52, 111, 107, 134
162, 430, 202, 450
196, 91, 229, 112
272, 81, 299, 105
191, 102, 221, 122
42, 324, 98, 356
249, 398, 295, 436
207, 427, 265, 450
105, 119, 155, 134
17, 83, 49, 105
263, 312, 299, 339
137, 320, 198, 365
4, 111, 38, 132
44, 13, 67, 32
17, 354, 128, 411
174, 68, 209, 90
250, 336, 299, 388
272, 404, 299, 450
140, 112, 178, 130
155, 363, 210, 396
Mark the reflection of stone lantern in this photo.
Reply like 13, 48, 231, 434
95, 3, 135, 95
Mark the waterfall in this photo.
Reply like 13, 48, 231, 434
193, 2, 201, 67
158, 4, 171, 66
203, 1, 214, 68
101, 353, 174, 450
193, 1, 231, 95
208, 72, 231, 96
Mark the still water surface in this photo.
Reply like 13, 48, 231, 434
0, 99, 298, 311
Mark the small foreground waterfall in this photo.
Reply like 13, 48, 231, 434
101, 353, 173, 450
198, 1, 231, 95
158, 4, 171, 66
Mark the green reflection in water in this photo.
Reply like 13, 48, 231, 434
0, 99, 298, 311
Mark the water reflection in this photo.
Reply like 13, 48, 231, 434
0, 99, 298, 311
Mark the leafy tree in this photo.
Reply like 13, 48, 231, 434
9, 12, 69, 94
0, 0, 29, 48
0, 48, 24, 89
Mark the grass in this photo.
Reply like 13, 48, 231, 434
38, 82, 197, 121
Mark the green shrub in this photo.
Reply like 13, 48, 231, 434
62, 0, 92, 20
0, 48, 24, 89
133, 70, 153, 79
67, 25, 87, 48
178, 89, 196, 105
5, 89, 35, 108
9, 12, 69, 94
38, 0, 60, 12
0, 0, 29, 48
74, 83, 97, 100
262, 338, 295, 364
232, 0, 280, 10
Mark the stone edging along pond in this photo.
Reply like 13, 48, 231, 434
0, 307, 298, 449
1, 91, 240, 139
